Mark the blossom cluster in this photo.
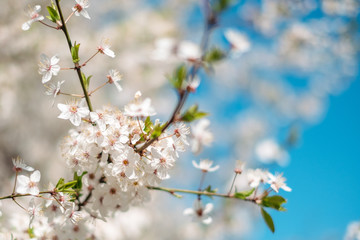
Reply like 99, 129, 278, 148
59, 96, 191, 219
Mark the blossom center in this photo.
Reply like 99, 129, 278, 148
75, 4, 83, 12
70, 106, 78, 114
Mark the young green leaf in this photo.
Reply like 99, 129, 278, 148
204, 48, 226, 64
144, 116, 153, 133
73, 171, 88, 191
55, 178, 65, 189
261, 195, 287, 211
28, 228, 35, 238
204, 185, 218, 193
261, 207, 275, 233
213, 0, 232, 13
181, 104, 208, 122
169, 64, 187, 90
234, 188, 255, 199
71, 42, 80, 63
46, 6, 60, 23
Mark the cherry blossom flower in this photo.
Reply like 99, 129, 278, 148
255, 138, 289, 166
224, 29, 251, 55
234, 160, 246, 174
247, 169, 269, 188
124, 91, 156, 117
28, 198, 42, 227
72, 0, 90, 19
57, 100, 90, 126
90, 109, 114, 131
192, 159, 219, 172
267, 172, 292, 193
65, 203, 84, 224
344, 221, 360, 240
38, 54, 61, 84
184, 200, 213, 224
151, 38, 177, 60
173, 122, 190, 145
177, 41, 202, 61
97, 38, 115, 58
16, 170, 41, 195
191, 119, 214, 154
44, 80, 65, 106
22, 5, 44, 31
12, 156, 34, 172
107, 69, 122, 92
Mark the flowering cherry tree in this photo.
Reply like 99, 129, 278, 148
1, 0, 358, 239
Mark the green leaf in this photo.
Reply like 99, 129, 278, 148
181, 104, 208, 122
86, 75, 92, 91
204, 185, 218, 193
261, 208, 275, 233
73, 171, 88, 191
144, 116, 153, 133
55, 178, 65, 189
28, 228, 35, 238
261, 195, 287, 211
46, 6, 60, 23
234, 188, 255, 199
151, 123, 163, 139
204, 48, 226, 63
213, 0, 232, 13
71, 42, 80, 63
169, 64, 187, 90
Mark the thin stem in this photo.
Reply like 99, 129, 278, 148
88, 81, 108, 96
136, 117, 145, 136
55, 0, 93, 112
52, 195, 66, 211
12, 198, 27, 211
65, 11, 76, 24
60, 67, 75, 70
39, 20, 59, 30
0, 191, 54, 201
228, 173, 238, 196
147, 186, 256, 203
59, 92, 83, 98
12, 172, 18, 195
81, 51, 100, 67
198, 172, 207, 200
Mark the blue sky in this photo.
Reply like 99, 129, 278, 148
255, 70, 360, 239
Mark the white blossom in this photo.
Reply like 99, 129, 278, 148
124, 91, 156, 117
98, 38, 115, 58
267, 172, 292, 193
177, 41, 202, 61
255, 139, 289, 166
184, 200, 213, 225
72, 0, 90, 19
247, 169, 269, 188
191, 119, 213, 154
16, 170, 41, 195
12, 156, 34, 172
192, 159, 219, 172
28, 198, 42, 227
22, 5, 44, 31
57, 100, 90, 126
107, 69, 123, 92
38, 54, 61, 84
224, 29, 251, 55
345, 221, 360, 240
